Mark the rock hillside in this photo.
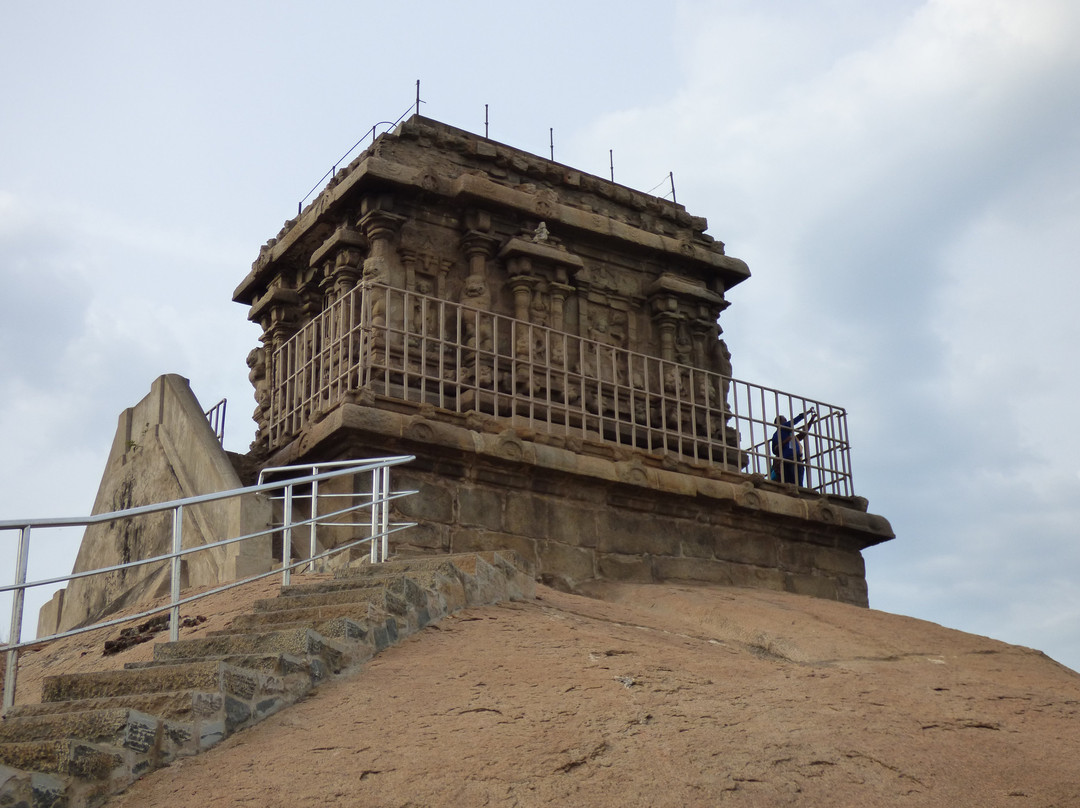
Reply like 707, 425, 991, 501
106, 581, 1080, 806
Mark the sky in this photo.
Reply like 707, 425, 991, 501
3, 0, 1080, 670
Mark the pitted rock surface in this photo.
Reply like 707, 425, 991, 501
104, 582, 1080, 807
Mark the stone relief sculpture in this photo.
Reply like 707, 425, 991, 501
247, 346, 269, 442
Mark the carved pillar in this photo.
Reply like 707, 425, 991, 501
359, 207, 404, 282
359, 205, 406, 328
459, 230, 499, 364
249, 282, 302, 445
401, 251, 418, 293
356, 206, 406, 388
508, 274, 537, 358
331, 248, 362, 298
461, 230, 498, 284
548, 281, 573, 367
651, 297, 680, 363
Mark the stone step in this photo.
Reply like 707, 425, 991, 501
150, 627, 355, 675
0, 708, 160, 749
277, 552, 497, 598
340, 551, 498, 579
11, 690, 225, 724
42, 660, 270, 706
124, 652, 316, 679
345, 551, 533, 604
208, 615, 394, 652
227, 599, 408, 635
254, 584, 392, 612
276, 576, 389, 599
313, 616, 391, 650
0, 550, 536, 808
5, 688, 267, 754
244, 615, 398, 653
297, 573, 464, 616
344, 550, 532, 587
0, 738, 123, 780
267, 576, 436, 622
281, 567, 452, 599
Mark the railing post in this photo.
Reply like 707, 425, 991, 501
369, 468, 382, 563
309, 476, 320, 573
383, 462, 391, 560
3, 525, 31, 714
170, 505, 183, 643
283, 484, 294, 586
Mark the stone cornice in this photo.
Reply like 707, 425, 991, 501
235, 124, 751, 304
268, 400, 894, 551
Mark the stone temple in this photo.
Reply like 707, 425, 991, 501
232, 115, 892, 605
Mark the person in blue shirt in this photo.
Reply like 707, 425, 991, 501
770, 409, 816, 486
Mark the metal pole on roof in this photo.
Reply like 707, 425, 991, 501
485, 104, 489, 138
669, 172, 677, 204
550, 128, 554, 161
415, 80, 420, 117
609, 150, 614, 182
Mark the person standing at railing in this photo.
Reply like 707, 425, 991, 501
770, 409, 816, 486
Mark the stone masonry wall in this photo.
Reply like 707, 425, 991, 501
393, 457, 871, 607
263, 402, 891, 608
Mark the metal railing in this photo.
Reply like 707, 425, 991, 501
297, 100, 418, 216
266, 282, 855, 496
0, 455, 416, 714
204, 398, 227, 446
257, 460, 397, 577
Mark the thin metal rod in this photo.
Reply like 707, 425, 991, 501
485, 104, 489, 138
1, 457, 413, 533
309, 478, 320, 573
550, 128, 554, 161
369, 469, 382, 563
609, 149, 614, 182
4, 520, 418, 656
169, 505, 183, 642
282, 485, 294, 586
669, 172, 677, 204
415, 79, 420, 116
380, 465, 391, 562
2, 526, 31, 713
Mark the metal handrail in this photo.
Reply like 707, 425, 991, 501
1, 454, 416, 713
258, 459, 397, 575
296, 102, 417, 216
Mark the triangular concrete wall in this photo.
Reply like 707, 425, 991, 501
38, 374, 273, 637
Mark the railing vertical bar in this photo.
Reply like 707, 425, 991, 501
369, 468, 382, 563
266, 282, 857, 496
380, 464, 391, 562
282, 485, 293, 587
309, 477, 320, 573
2, 525, 31, 713
170, 505, 183, 643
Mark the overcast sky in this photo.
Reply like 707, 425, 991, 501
3, 0, 1079, 670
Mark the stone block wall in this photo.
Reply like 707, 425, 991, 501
264, 402, 892, 608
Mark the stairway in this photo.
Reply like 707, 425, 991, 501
0, 551, 534, 808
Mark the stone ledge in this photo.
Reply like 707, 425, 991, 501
275, 401, 893, 551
